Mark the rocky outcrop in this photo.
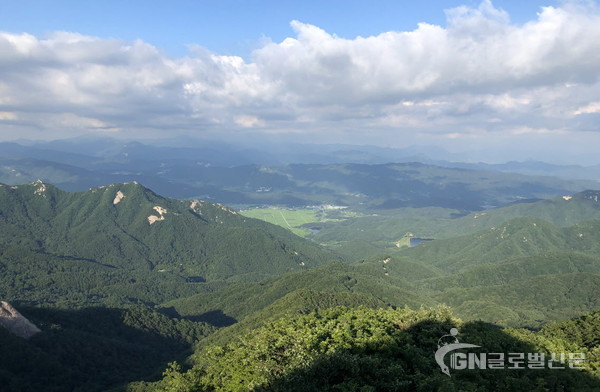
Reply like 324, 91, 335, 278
0, 301, 41, 339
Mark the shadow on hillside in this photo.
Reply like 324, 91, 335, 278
160, 306, 237, 327
0, 306, 199, 392
251, 318, 600, 392
186, 309, 237, 327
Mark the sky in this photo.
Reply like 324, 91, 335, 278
1, 0, 600, 163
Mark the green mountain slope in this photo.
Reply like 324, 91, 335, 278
423, 252, 600, 290
160, 262, 434, 326
393, 217, 600, 271
311, 190, 600, 253
0, 181, 340, 306
436, 190, 600, 237
193, 288, 390, 349
144, 307, 600, 392
158, 216, 600, 330
442, 273, 600, 326
349, 217, 600, 326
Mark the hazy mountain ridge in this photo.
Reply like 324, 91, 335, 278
1, 140, 597, 209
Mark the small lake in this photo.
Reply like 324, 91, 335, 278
409, 237, 433, 247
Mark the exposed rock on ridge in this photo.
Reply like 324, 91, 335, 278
0, 301, 41, 339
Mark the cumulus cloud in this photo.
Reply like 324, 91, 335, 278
0, 0, 599, 152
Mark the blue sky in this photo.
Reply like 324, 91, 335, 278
1, 0, 600, 164
1, 0, 552, 57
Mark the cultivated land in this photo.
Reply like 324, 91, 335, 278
239, 208, 320, 237
239, 207, 353, 237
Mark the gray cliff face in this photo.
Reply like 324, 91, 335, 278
0, 301, 41, 339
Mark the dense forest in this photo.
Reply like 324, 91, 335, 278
139, 307, 600, 392
1, 181, 599, 391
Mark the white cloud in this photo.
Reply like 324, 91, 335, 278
573, 102, 600, 115
234, 115, 265, 128
0, 0, 599, 153
0, 112, 17, 121
510, 126, 565, 135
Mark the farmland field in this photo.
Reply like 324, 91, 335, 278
239, 208, 320, 237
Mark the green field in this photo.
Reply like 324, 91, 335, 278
240, 208, 321, 237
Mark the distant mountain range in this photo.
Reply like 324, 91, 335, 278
1, 138, 598, 210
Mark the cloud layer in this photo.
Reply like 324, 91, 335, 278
1, 0, 599, 157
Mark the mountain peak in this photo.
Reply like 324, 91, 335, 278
1, 180, 63, 198
31, 180, 50, 195
89, 181, 160, 201
90, 181, 142, 191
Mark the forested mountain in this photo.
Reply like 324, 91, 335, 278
375, 217, 600, 326
0, 181, 339, 306
159, 262, 435, 330
2, 181, 600, 391
159, 216, 600, 329
311, 189, 600, 251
